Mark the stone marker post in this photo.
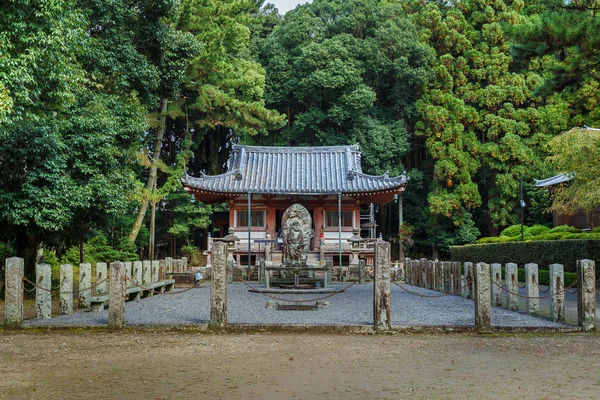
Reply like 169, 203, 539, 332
132, 261, 142, 300
405, 258, 411, 284
505, 263, 519, 310
36, 263, 52, 319
577, 259, 596, 332
5, 257, 24, 328
166, 257, 173, 274
108, 262, 126, 330
159, 260, 166, 281
358, 259, 366, 284
373, 240, 391, 331
79, 263, 92, 309
435, 260, 443, 292
490, 263, 502, 307
96, 262, 107, 295
326, 259, 333, 286
227, 258, 234, 284
124, 262, 132, 288
524, 263, 539, 315
452, 262, 461, 295
60, 264, 73, 315
133, 261, 142, 283
443, 261, 452, 293
463, 262, 473, 298
210, 242, 228, 328
142, 260, 151, 285
412, 260, 419, 286
426, 260, 433, 290
474, 262, 492, 331
259, 260, 265, 284
152, 260, 160, 282
182, 256, 188, 272
549, 263, 565, 322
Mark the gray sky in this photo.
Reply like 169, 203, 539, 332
268, 0, 313, 14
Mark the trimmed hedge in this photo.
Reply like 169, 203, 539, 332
450, 239, 600, 273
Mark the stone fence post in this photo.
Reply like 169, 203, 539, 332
405, 258, 411, 284
60, 264, 73, 315
549, 263, 565, 322
210, 242, 228, 328
79, 263, 91, 309
152, 260, 160, 282
505, 263, 518, 310
452, 262, 461, 295
577, 259, 596, 332
427, 260, 435, 290
166, 257, 173, 274
259, 259, 265, 284
463, 262, 473, 299
359, 259, 366, 284
159, 260, 166, 281
96, 262, 107, 295
108, 262, 126, 330
411, 259, 419, 286
4, 257, 24, 328
124, 262, 132, 288
182, 257, 188, 272
490, 263, 502, 307
525, 263, 539, 315
36, 263, 52, 319
373, 240, 391, 331
474, 262, 491, 331
443, 261, 452, 293
326, 259, 333, 286
142, 260, 151, 285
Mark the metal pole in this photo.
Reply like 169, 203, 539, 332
398, 192, 403, 261
520, 178, 524, 241
338, 193, 342, 270
248, 192, 252, 277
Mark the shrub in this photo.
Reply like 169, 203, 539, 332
527, 225, 551, 236
500, 225, 528, 238
590, 227, 600, 234
549, 225, 584, 234
477, 237, 500, 244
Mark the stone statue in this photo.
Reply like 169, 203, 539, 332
281, 204, 313, 268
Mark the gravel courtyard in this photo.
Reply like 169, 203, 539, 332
22, 282, 573, 329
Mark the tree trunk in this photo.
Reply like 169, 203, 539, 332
149, 180, 156, 260
16, 231, 38, 281
129, 97, 168, 242
432, 245, 440, 261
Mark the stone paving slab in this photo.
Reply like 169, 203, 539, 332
23, 283, 571, 328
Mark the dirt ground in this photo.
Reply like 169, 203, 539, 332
1, 330, 599, 400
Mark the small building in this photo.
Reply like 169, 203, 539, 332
535, 173, 600, 230
183, 144, 407, 266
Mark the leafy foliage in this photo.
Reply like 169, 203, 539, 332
407, 0, 570, 234
255, 0, 433, 175
545, 127, 600, 217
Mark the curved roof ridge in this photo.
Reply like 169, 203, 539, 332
231, 144, 359, 153
351, 170, 406, 181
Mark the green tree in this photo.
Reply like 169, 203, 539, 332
255, 0, 434, 177
406, 0, 570, 250
508, 0, 600, 126
545, 127, 600, 219
0, 0, 155, 275
178, 0, 285, 176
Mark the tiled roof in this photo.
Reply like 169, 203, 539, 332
183, 144, 407, 195
535, 173, 572, 187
